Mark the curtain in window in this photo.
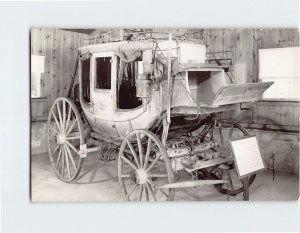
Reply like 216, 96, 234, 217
116, 50, 142, 109
116, 50, 142, 92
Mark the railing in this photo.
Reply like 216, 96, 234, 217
82, 29, 206, 46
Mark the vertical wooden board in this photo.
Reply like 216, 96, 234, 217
41, 29, 47, 98
277, 29, 294, 48
31, 29, 39, 54
55, 29, 62, 103
73, 33, 79, 86
213, 29, 224, 53
68, 32, 75, 94
241, 29, 254, 83
42, 29, 52, 99
272, 105, 283, 125
234, 29, 243, 84
48, 29, 57, 112
61, 30, 68, 97
252, 29, 262, 82
37, 101, 43, 117
205, 29, 224, 62
40, 100, 46, 117
37, 28, 43, 55
205, 29, 216, 57
75, 32, 83, 86
253, 104, 269, 124
254, 104, 282, 125
64, 30, 71, 97
261, 28, 281, 49
223, 29, 234, 58
293, 106, 300, 126
281, 105, 294, 126
41, 73, 49, 115
31, 100, 37, 117
223, 29, 237, 84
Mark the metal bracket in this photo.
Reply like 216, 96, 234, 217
79, 144, 100, 158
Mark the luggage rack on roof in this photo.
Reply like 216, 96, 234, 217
82, 29, 206, 46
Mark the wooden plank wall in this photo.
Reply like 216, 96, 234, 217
204, 28, 299, 83
200, 28, 299, 131
31, 29, 88, 118
31, 97, 47, 121
31, 28, 299, 130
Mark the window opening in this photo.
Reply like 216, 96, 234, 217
117, 56, 142, 109
82, 58, 91, 103
96, 57, 111, 89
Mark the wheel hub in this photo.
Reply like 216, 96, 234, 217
134, 169, 148, 184
57, 134, 66, 144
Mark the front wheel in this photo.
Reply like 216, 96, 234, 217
118, 129, 175, 201
47, 97, 84, 182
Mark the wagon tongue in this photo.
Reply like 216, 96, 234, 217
157, 180, 228, 189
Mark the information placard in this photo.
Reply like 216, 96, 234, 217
230, 136, 265, 178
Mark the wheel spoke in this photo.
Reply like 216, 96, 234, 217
63, 145, 71, 179
66, 119, 77, 136
120, 174, 131, 178
138, 184, 143, 201
145, 184, 149, 201
147, 174, 168, 178
65, 143, 77, 171
56, 102, 64, 132
65, 104, 72, 133
51, 144, 60, 157
65, 140, 80, 156
66, 136, 80, 140
146, 155, 161, 172
62, 100, 66, 133
55, 147, 62, 168
49, 125, 59, 135
147, 178, 168, 199
145, 182, 157, 201
121, 154, 138, 170
61, 148, 65, 177
158, 189, 169, 198
143, 138, 152, 169
136, 133, 143, 167
126, 184, 138, 199
51, 110, 61, 132
126, 140, 140, 168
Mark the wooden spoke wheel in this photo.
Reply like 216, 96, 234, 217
47, 97, 84, 182
118, 130, 175, 201
200, 119, 256, 195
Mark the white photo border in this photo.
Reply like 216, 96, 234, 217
0, 1, 299, 232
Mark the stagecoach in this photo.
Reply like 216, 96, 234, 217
47, 30, 273, 201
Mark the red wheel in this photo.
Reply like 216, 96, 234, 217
47, 97, 84, 182
118, 130, 175, 201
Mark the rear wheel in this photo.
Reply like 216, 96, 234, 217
47, 97, 84, 182
200, 119, 256, 195
118, 129, 175, 201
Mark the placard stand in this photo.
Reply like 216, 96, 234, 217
230, 136, 266, 202
242, 177, 249, 201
